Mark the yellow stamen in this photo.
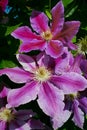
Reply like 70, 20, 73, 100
0, 108, 14, 122
41, 30, 53, 41
66, 92, 80, 101
34, 66, 51, 82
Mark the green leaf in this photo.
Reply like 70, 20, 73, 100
5, 23, 22, 36
62, 0, 73, 7
0, 60, 17, 69
82, 26, 87, 31
72, 36, 76, 43
65, 5, 78, 18
45, 10, 52, 20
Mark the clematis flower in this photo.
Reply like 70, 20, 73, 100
0, 52, 87, 129
0, 53, 70, 129
56, 51, 87, 129
11, 1, 80, 58
0, 82, 49, 130
65, 89, 87, 129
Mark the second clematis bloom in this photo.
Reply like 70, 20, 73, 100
54, 49, 87, 129
0, 52, 87, 129
65, 89, 87, 129
11, 1, 80, 58
0, 83, 49, 130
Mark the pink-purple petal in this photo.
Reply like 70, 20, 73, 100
57, 21, 80, 42
16, 54, 35, 72
67, 41, 78, 50
70, 54, 82, 74
15, 110, 36, 121
0, 86, 10, 98
36, 52, 55, 70
0, 121, 7, 130
19, 40, 46, 53
28, 119, 48, 129
39, 53, 55, 69
55, 47, 74, 74
35, 52, 45, 67
51, 1, 64, 36
72, 99, 84, 129
0, 67, 30, 83
51, 72, 87, 94
46, 40, 63, 58
9, 120, 31, 130
11, 26, 41, 41
30, 11, 49, 34
37, 82, 64, 118
55, 49, 72, 74
7, 81, 38, 108
52, 110, 71, 129
79, 97, 87, 113
80, 59, 87, 78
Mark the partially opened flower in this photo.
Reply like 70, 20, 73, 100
65, 89, 87, 129
0, 108, 35, 130
0, 52, 87, 129
11, 1, 80, 58
0, 82, 48, 130
0, 83, 30, 130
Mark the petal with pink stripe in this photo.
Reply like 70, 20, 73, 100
7, 81, 38, 108
0, 67, 31, 83
30, 11, 49, 34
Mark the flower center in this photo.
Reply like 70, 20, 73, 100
34, 66, 51, 82
0, 108, 14, 122
66, 92, 80, 101
41, 30, 53, 41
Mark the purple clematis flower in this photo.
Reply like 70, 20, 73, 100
0, 52, 87, 129
58, 52, 87, 129
11, 1, 80, 58
0, 83, 49, 130
65, 89, 87, 129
